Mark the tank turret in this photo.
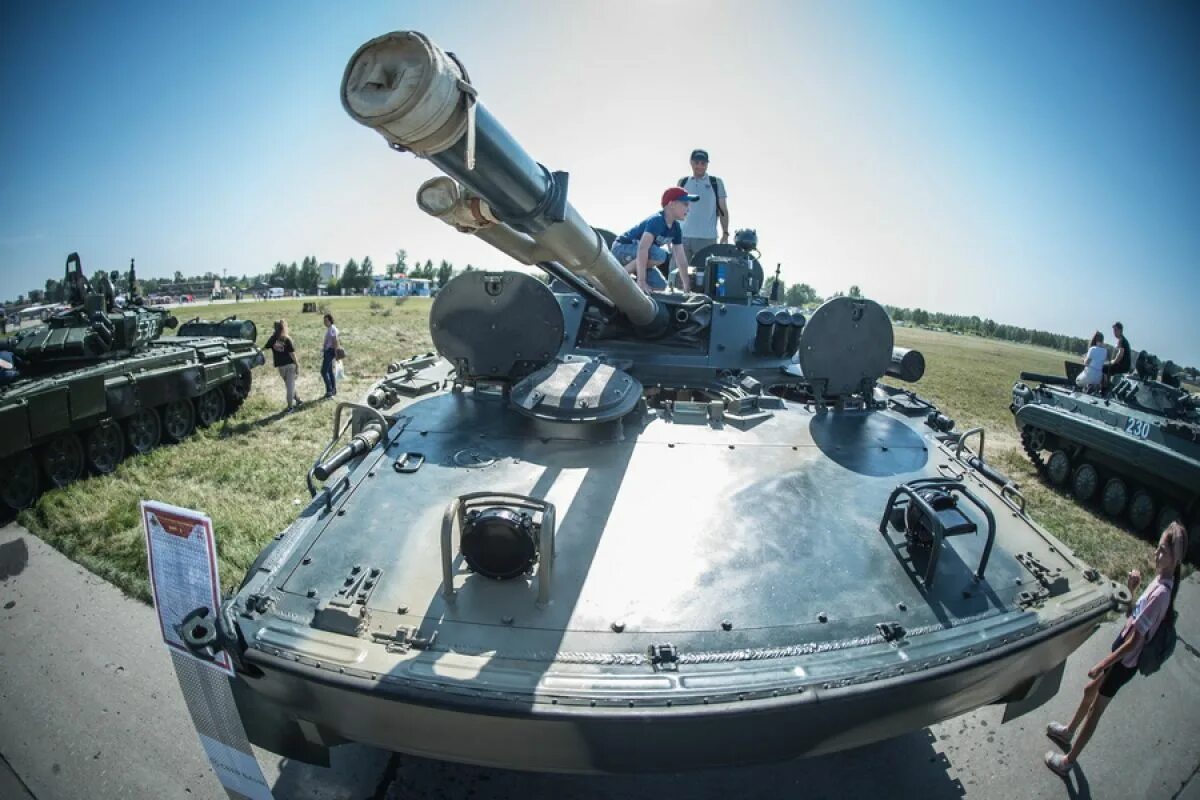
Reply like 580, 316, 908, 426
5, 254, 178, 371
0, 253, 264, 512
340, 30, 915, 406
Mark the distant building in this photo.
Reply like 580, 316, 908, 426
319, 262, 340, 282
370, 275, 432, 297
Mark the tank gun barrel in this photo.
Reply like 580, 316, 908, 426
341, 31, 658, 328
313, 425, 383, 481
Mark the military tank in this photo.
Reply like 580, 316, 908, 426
1012, 354, 1200, 546
0, 254, 264, 512
185, 31, 1121, 773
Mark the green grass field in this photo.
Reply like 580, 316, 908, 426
17, 297, 1165, 600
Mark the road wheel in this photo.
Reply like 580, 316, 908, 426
86, 421, 125, 475
1071, 463, 1099, 503
224, 368, 253, 412
162, 399, 196, 442
0, 451, 39, 510
1046, 450, 1071, 487
126, 407, 162, 454
195, 388, 226, 427
1156, 506, 1183, 535
1128, 489, 1156, 532
41, 432, 84, 488
1101, 478, 1128, 517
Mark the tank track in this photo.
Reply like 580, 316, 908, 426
1018, 422, 1196, 555
1020, 425, 1046, 473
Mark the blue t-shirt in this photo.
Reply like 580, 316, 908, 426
617, 212, 682, 249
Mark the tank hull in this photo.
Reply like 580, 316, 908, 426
1011, 377, 1200, 539
233, 602, 1101, 773
0, 335, 263, 510
225, 368, 1116, 772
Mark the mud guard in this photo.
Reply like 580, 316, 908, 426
1000, 659, 1066, 723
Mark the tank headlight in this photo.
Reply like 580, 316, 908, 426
461, 507, 538, 580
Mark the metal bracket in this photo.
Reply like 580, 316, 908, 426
1016, 552, 1069, 595
316, 476, 350, 514
372, 626, 437, 654
876, 622, 906, 642
392, 452, 425, 473
312, 564, 381, 637
878, 477, 997, 588
647, 643, 679, 671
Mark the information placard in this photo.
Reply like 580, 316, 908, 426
141, 500, 234, 676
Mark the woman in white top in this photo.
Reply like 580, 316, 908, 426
1076, 331, 1106, 390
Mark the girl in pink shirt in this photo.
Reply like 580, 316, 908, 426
1044, 522, 1187, 777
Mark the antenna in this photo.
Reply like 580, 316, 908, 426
769, 263, 782, 303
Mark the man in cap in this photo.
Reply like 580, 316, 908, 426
611, 187, 698, 293
677, 149, 730, 264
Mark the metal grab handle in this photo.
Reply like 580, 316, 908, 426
878, 477, 997, 588
1002, 483, 1027, 514
316, 476, 351, 514
440, 491, 557, 607
955, 427, 986, 461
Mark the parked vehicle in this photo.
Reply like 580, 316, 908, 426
0, 255, 264, 512
184, 31, 1119, 774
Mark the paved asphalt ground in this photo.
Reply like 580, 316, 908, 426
2, 521, 1198, 800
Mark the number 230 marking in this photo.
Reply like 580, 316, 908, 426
1124, 418, 1151, 439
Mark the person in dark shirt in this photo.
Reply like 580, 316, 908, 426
610, 187, 699, 293
263, 319, 303, 411
1103, 321, 1131, 376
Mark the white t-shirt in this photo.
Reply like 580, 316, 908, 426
679, 174, 727, 240
1080, 345, 1106, 385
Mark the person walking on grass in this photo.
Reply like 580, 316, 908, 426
320, 313, 341, 398
1043, 521, 1188, 777
263, 319, 303, 412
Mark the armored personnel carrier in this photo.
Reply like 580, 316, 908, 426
0, 254, 264, 512
188, 31, 1121, 772
1012, 355, 1200, 543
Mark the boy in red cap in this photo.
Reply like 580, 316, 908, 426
610, 187, 698, 293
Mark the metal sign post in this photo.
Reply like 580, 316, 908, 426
142, 500, 272, 800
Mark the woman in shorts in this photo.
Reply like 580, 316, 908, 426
1043, 521, 1187, 776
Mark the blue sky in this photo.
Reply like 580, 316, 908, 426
2, 1, 1197, 364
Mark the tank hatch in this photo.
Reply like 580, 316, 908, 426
509, 356, 642, 423
798, 296, 894, 399
429, 271, 565, 381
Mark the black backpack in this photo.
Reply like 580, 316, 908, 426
1138, 607, 1177, 676
678, 175, 721, 199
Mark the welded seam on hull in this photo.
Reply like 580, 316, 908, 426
248, 595, 1109, 684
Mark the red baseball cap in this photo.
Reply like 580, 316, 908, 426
662, 187, 700, 207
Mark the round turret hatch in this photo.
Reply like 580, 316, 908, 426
797, 297, 894, 398
510, 357, 642, 423
429, 271, 566, 381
